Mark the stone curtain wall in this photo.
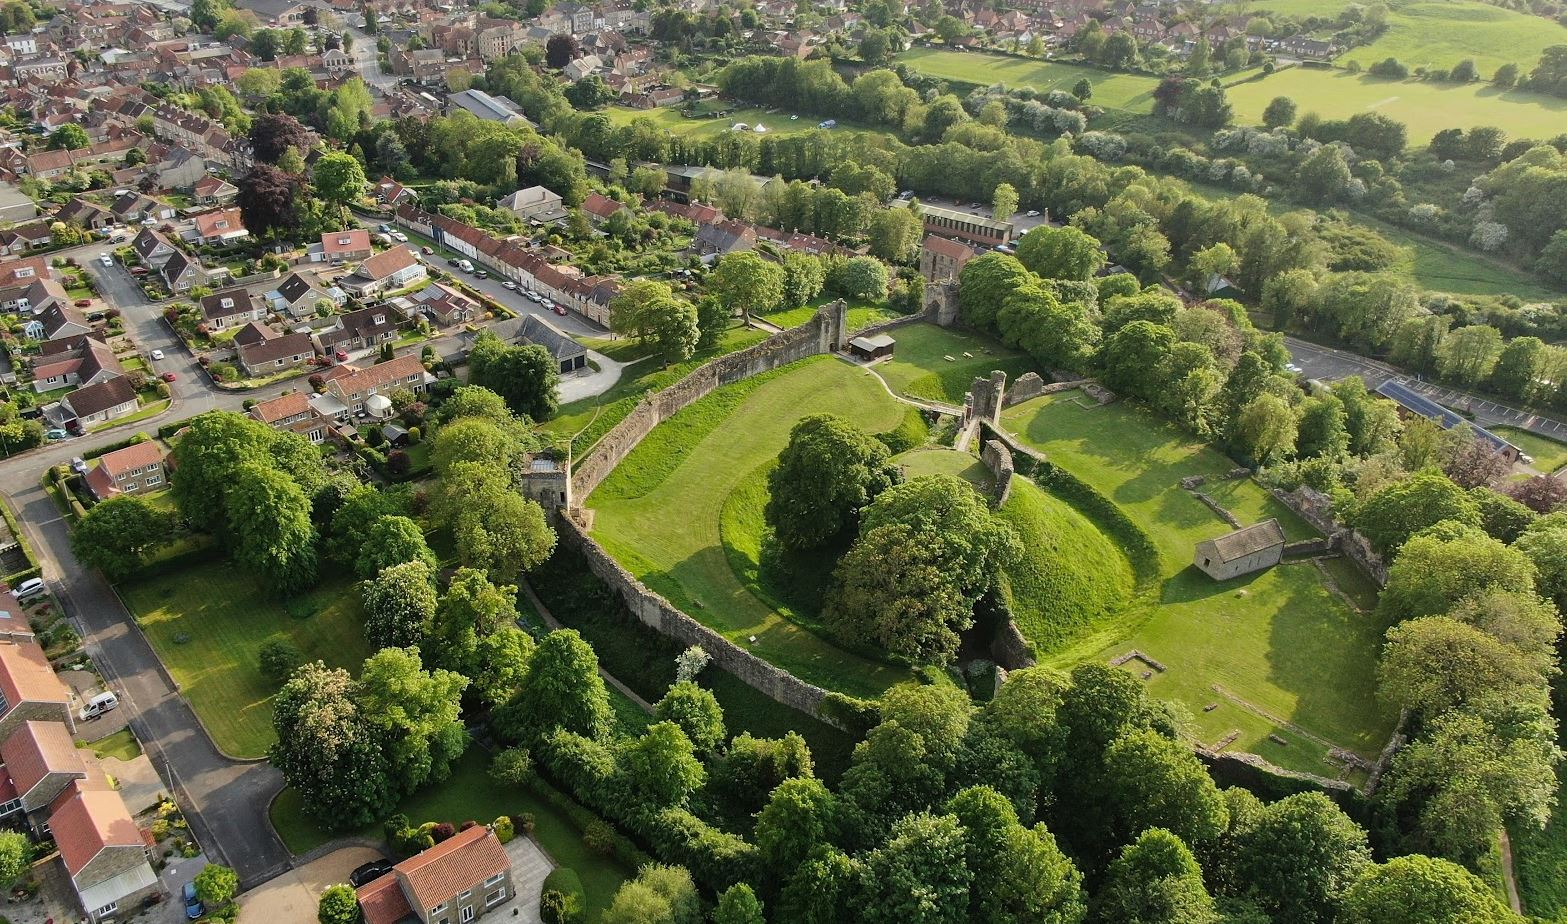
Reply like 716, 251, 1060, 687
557, 514, 840, 727
569, 301, 848, 500
981, 439, 1015, 508
1268, 485, 1389, 587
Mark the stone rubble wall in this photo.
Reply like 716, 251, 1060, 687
981, 439, 1014, 508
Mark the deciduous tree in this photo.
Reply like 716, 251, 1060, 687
708, 251, 784, 321
495, 629, 612, 746
70, 495, 176, 581
1096, 828, 1218, 924
766, 414, 900, 550
361, 559, 437, 650
355, 515, 436, 578
1015, 225, 1104, 281
224, 462, 318, 593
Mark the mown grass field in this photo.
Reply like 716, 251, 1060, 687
271, 748, 632, 921
122, 562, 370, 758
1002, 391, 1395, 774
896, 48, 1161, 112
1336, 0, 1567, 74
587, 356, 912, 697
603, 103, 865, 140
875, 323, 1037, 406
1227, 66, 1567, 141
759, 296, 905, 333
1493, 426, 1567, 473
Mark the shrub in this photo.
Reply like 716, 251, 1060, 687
513, 812, 535, 835
430, 822, 455, 843
257, 638, 302, 684
366, 427, 385, 447
490, 747, 533, 785
541, 868, 585, 924
493, 815, 515, 843
386, 449, 411, 475
582, 820, 617, 857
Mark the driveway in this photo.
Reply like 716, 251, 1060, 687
235, 845, 382, 924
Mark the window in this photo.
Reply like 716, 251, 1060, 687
459, 890, 472, 901
460, 907, 475, 924
145, 475, 162, 486
0, 798, 21, 815
430, 903, 447, 916
484, 873, 504, 888
93, 901, 117, 917
485, 888, 506, 907
0, 691, 10, 713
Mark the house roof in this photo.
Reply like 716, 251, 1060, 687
49, 784, 144, 878
232, 321, 277, 348
580, 191, 623, 220
396, 825, 510, 913
516, 314, 585, 361
0, 256, 47, 287
923, 234, 976, 261
193, 208, 244, 238
251, 391, 310, 424
0, 639, 70, 712
355, 870, 413, 924
273, 272, 321, 306
95, 440, 164, 479
160, 250, 198, 282
321, 229, 371, 256
354, 245, 418, 281
199, 288, 253, 320
0, 720, 84, 798
328, 353, 426, 398
1204, 519, 1285, 563
238, 332, 314, 367
64, 375, 136, 418
131, 228, 172, 260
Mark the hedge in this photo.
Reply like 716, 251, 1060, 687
0, 494, 41, 585
528, 774, 652, 872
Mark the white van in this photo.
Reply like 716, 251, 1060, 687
12, 578, 44, 600
79, 692, 119, 720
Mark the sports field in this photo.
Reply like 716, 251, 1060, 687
1336, 0, 1567, 74
1228, 66, 1567, 141
123, 562, 369, 758
1002, 390, 1396, 776
587, 356, 912, 697
895, 48, 1161, 113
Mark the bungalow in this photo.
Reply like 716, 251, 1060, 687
50, 783, 162, 922
249, 391, 329, 443
0, 638, 73, 741
0, 258, 51, 312
0, 223, 53, 256
310, 229, 373, 264
406, 282, 478, 326
315, 306, 399, 356
192, 175, 238, 205
505, 314, 586, 373
355, 825, 513, 924
314, 353, 432, 419
236, 331, 316, 377
191, 208, 247, 246
340, 246, 425, 298
56, 198, 113, 231
446, 88, 534, 126
83, 441, 167, 500
59, 376, 138, 428
158, 251, 203, 294
199, 289, 263, 331
265, 272, 346, 318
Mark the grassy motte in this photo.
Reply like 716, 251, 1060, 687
588, 356, 911, 698
122, 561, 369, 758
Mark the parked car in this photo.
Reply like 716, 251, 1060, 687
182, 882, 204, 921
70, 457, 87, 474
422, 246, 434, 255
130, 266, 149, 276
1025, 210, 1040, 217
377, 224, 391, 234
73, 299, 91, 307
349, 860, 393, 888
390, 231, 408, 243
526, 291, 542, 303
161, 371, 177, 382
99, 254, 113, 266
502, 280, 518, 290
45, 428, 67, 441
446, 257, 461, 266
13, 578, 44, 600
474, 270, 488, 279
457, 259, 474, 273
335, 350, 349, 361
1285, 363, 1303, 374
553, 305, 567, 317
150, 349, 164, 360
540, 299, 555, 311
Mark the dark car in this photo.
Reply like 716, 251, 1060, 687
447, 257, 461, 266
350, 860, 393, 888
182, 882, 204, 920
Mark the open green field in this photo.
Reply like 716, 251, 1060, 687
1227, 66, 1567, 142
760, 296, 904, 333
122, 561, 370, 758
896, 48, 1161, 112
603, 102, 867, 141
897, 447, 992, 486
1494, 426, 1567, 473
588, 356, 912, 697
271, 748, 633, 921
875, 322, 1036, 406
1337, 0, 1567, 74
1002, 391, 1396, 774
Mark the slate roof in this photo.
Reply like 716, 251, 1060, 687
1204, 520, 1285, 563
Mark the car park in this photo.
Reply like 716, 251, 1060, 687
150, 349, 164, 360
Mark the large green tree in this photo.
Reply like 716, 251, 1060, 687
361, 559, 437, 650
451, 489, 555, 582
1339, 855, 1517, 924
1095, 827, 1219, 924
171, 412, 283, 530
467, 332, 560, 422
356, 646, 468, 795
957, 252, 1031, 331
858, 812, 972, 924
1351, 471, 1480, 553
945, 786, 1085, 923
355, 514, 436, 578
1015, 225, 1105, 281
496, 629, 612, 746
708, 251, 784, 320
766, 414, 900, 550
70, 495, 176, 581
224, 462, 319, 593
270, 663, 394, 830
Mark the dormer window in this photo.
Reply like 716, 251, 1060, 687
215, 220, 228, 230
372, 314, 386, 325
15, 267, 31, 278
220, 298, 233, 308
338, 237, 350, 245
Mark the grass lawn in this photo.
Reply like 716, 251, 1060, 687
896, 447, 991, 487
588, 356, 912, 698
875, 323, 1036, 405
603, 103, 872, 140
1514, 768, 1567, 918
759, 296, 905, 333
84, 728, 141, 761
1226, 66, 1567, 143
539, 323, 771, 456
1336, 0, 1567, 74
1493, 426, 1567, 473
121, 561, 370, 758
895, 48, 1161, 113
1001, 391, 1396, 775
91, 399, 171, 434
270, 748, 632, 921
